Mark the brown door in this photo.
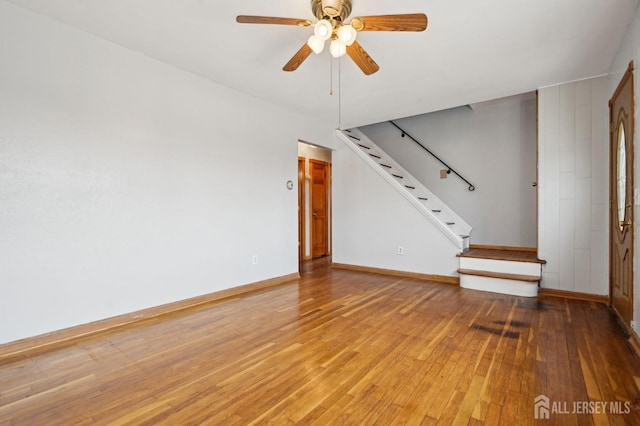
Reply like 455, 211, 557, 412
609, 61, 635, 333
310, 159, 329, 258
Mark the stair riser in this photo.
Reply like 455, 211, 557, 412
458, 257, 541, 277
460, 275, 538, 297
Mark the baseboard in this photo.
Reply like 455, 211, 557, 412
331, 263, 459, 285
538, 287, 609, 304
469, 244, 538, 253
0, 273, 299, 364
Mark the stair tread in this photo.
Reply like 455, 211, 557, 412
457, 248, 546, 264
458, 268, 540, 282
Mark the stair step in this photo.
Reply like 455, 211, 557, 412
369, 154, 381, 159
458, 256, 542, 276
460, 235, 470, 239
405, 185, 415, 190
418, 197, 428, 201
392, 174, 404, 179
380, 164, 392, 168
357, 143, 371, 150
347, 134, 360, 141
457, 248, 545, 264
446, 222, 455, 225
432, 209, 441, 213
458, 268, 540, 282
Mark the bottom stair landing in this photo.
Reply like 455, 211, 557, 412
457, 247, 545, 297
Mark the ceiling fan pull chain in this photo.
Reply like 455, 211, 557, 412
329, 54, 333, 95
338, 55, 342, 130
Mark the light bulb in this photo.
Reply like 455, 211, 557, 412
307, 35, 325, 54
337, 24, 357, 46
330, 39, 347, 58
314, 19, 333, 41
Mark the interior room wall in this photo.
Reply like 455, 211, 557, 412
332, 139, 461, 278
537, 76, 608, 295
0, 2, 333, 344
358, 94, 537, 247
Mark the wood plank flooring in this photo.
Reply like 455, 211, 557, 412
2, 259, 640, 424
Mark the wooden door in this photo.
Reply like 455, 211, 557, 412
609, 61, 635, 332
310, 159, 329, 258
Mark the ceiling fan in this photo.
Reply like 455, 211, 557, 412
236, 0, 428, 75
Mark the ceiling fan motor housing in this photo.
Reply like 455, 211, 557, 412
312, 0, 352, 22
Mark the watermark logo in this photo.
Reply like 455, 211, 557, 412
534, 394, 631, 419
534, 395, 550, 419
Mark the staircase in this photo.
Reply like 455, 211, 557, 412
337, 128, 545, 297
457, 247, 545, 297
336, 128, 472, 251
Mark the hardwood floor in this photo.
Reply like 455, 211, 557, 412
2, 260, 640, 424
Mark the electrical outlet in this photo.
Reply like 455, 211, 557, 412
252, 255, 258, 265
440, 169, 448, 179
397, 246, 404, 256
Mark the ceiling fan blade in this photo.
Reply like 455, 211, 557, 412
351, 13, 428, 32
346, 41, 379, 75
283, 44, 313, 72
236, 15, 312, 27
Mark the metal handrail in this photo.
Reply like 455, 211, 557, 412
389, 121, 476, 191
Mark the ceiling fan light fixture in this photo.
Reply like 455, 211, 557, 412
337, 24, 357, 46
330, 38, 347, 58
307, 35, 325, 54
314, 19, 333, 40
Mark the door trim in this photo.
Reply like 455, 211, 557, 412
298, 156, 306, 262
328, 163, 333, 256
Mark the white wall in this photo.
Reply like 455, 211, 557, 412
332, 141, 461, 277
537, 77, 609, 294
359, 95, 537, 247
0, 2, 334, 344
607, 4, 640, 328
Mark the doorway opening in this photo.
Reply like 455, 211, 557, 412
298, 142, 332, 266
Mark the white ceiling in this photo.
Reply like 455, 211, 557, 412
7, 0, 640, 128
